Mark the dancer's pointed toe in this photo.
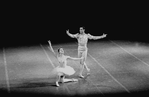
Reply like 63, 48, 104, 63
79, 75, 85, 78
56, 81, 60, 87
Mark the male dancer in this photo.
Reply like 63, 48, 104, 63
66, 27, 107, 78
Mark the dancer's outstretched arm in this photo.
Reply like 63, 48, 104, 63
66, 30, 78, 38
48, 40, 57, 58
67, 56, 83, 61
88, 33, 107, 40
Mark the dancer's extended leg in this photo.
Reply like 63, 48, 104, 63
79, 64, 85, 78
83, 49, 90, 72
60, 73, 78, 83
79, 62, 90, 78
78, 46, 90, 78
78, 50, 86, 78
84, 62, 90, 72
62, 78, 78, 83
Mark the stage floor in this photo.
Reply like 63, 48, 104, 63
0, 41, 149, 96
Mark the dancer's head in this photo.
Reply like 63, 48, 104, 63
79, 27, 85, 34
58, 48, 64, 55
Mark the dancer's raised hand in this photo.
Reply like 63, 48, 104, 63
102, 33, 107, 37
48, 40, 52, 48
48, 40, 55, 53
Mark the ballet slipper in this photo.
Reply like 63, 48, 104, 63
56, 81, 60, 87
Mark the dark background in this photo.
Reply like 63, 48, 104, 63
1, 1, 148, 48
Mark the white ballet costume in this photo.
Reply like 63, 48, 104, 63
54, 55, 75, 76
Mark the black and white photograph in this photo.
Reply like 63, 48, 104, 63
0, 1, 148, 97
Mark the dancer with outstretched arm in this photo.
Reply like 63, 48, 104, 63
66, 27, 107, 78
48, 40, 83, 87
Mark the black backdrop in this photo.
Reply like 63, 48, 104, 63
1, 2, 148, 48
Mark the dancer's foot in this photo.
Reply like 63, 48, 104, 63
72, 78, 78, 82
87, 72, 90, 75
79, 75, 85, 78
87, 68, 90, 72
56, 81, 59, 87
